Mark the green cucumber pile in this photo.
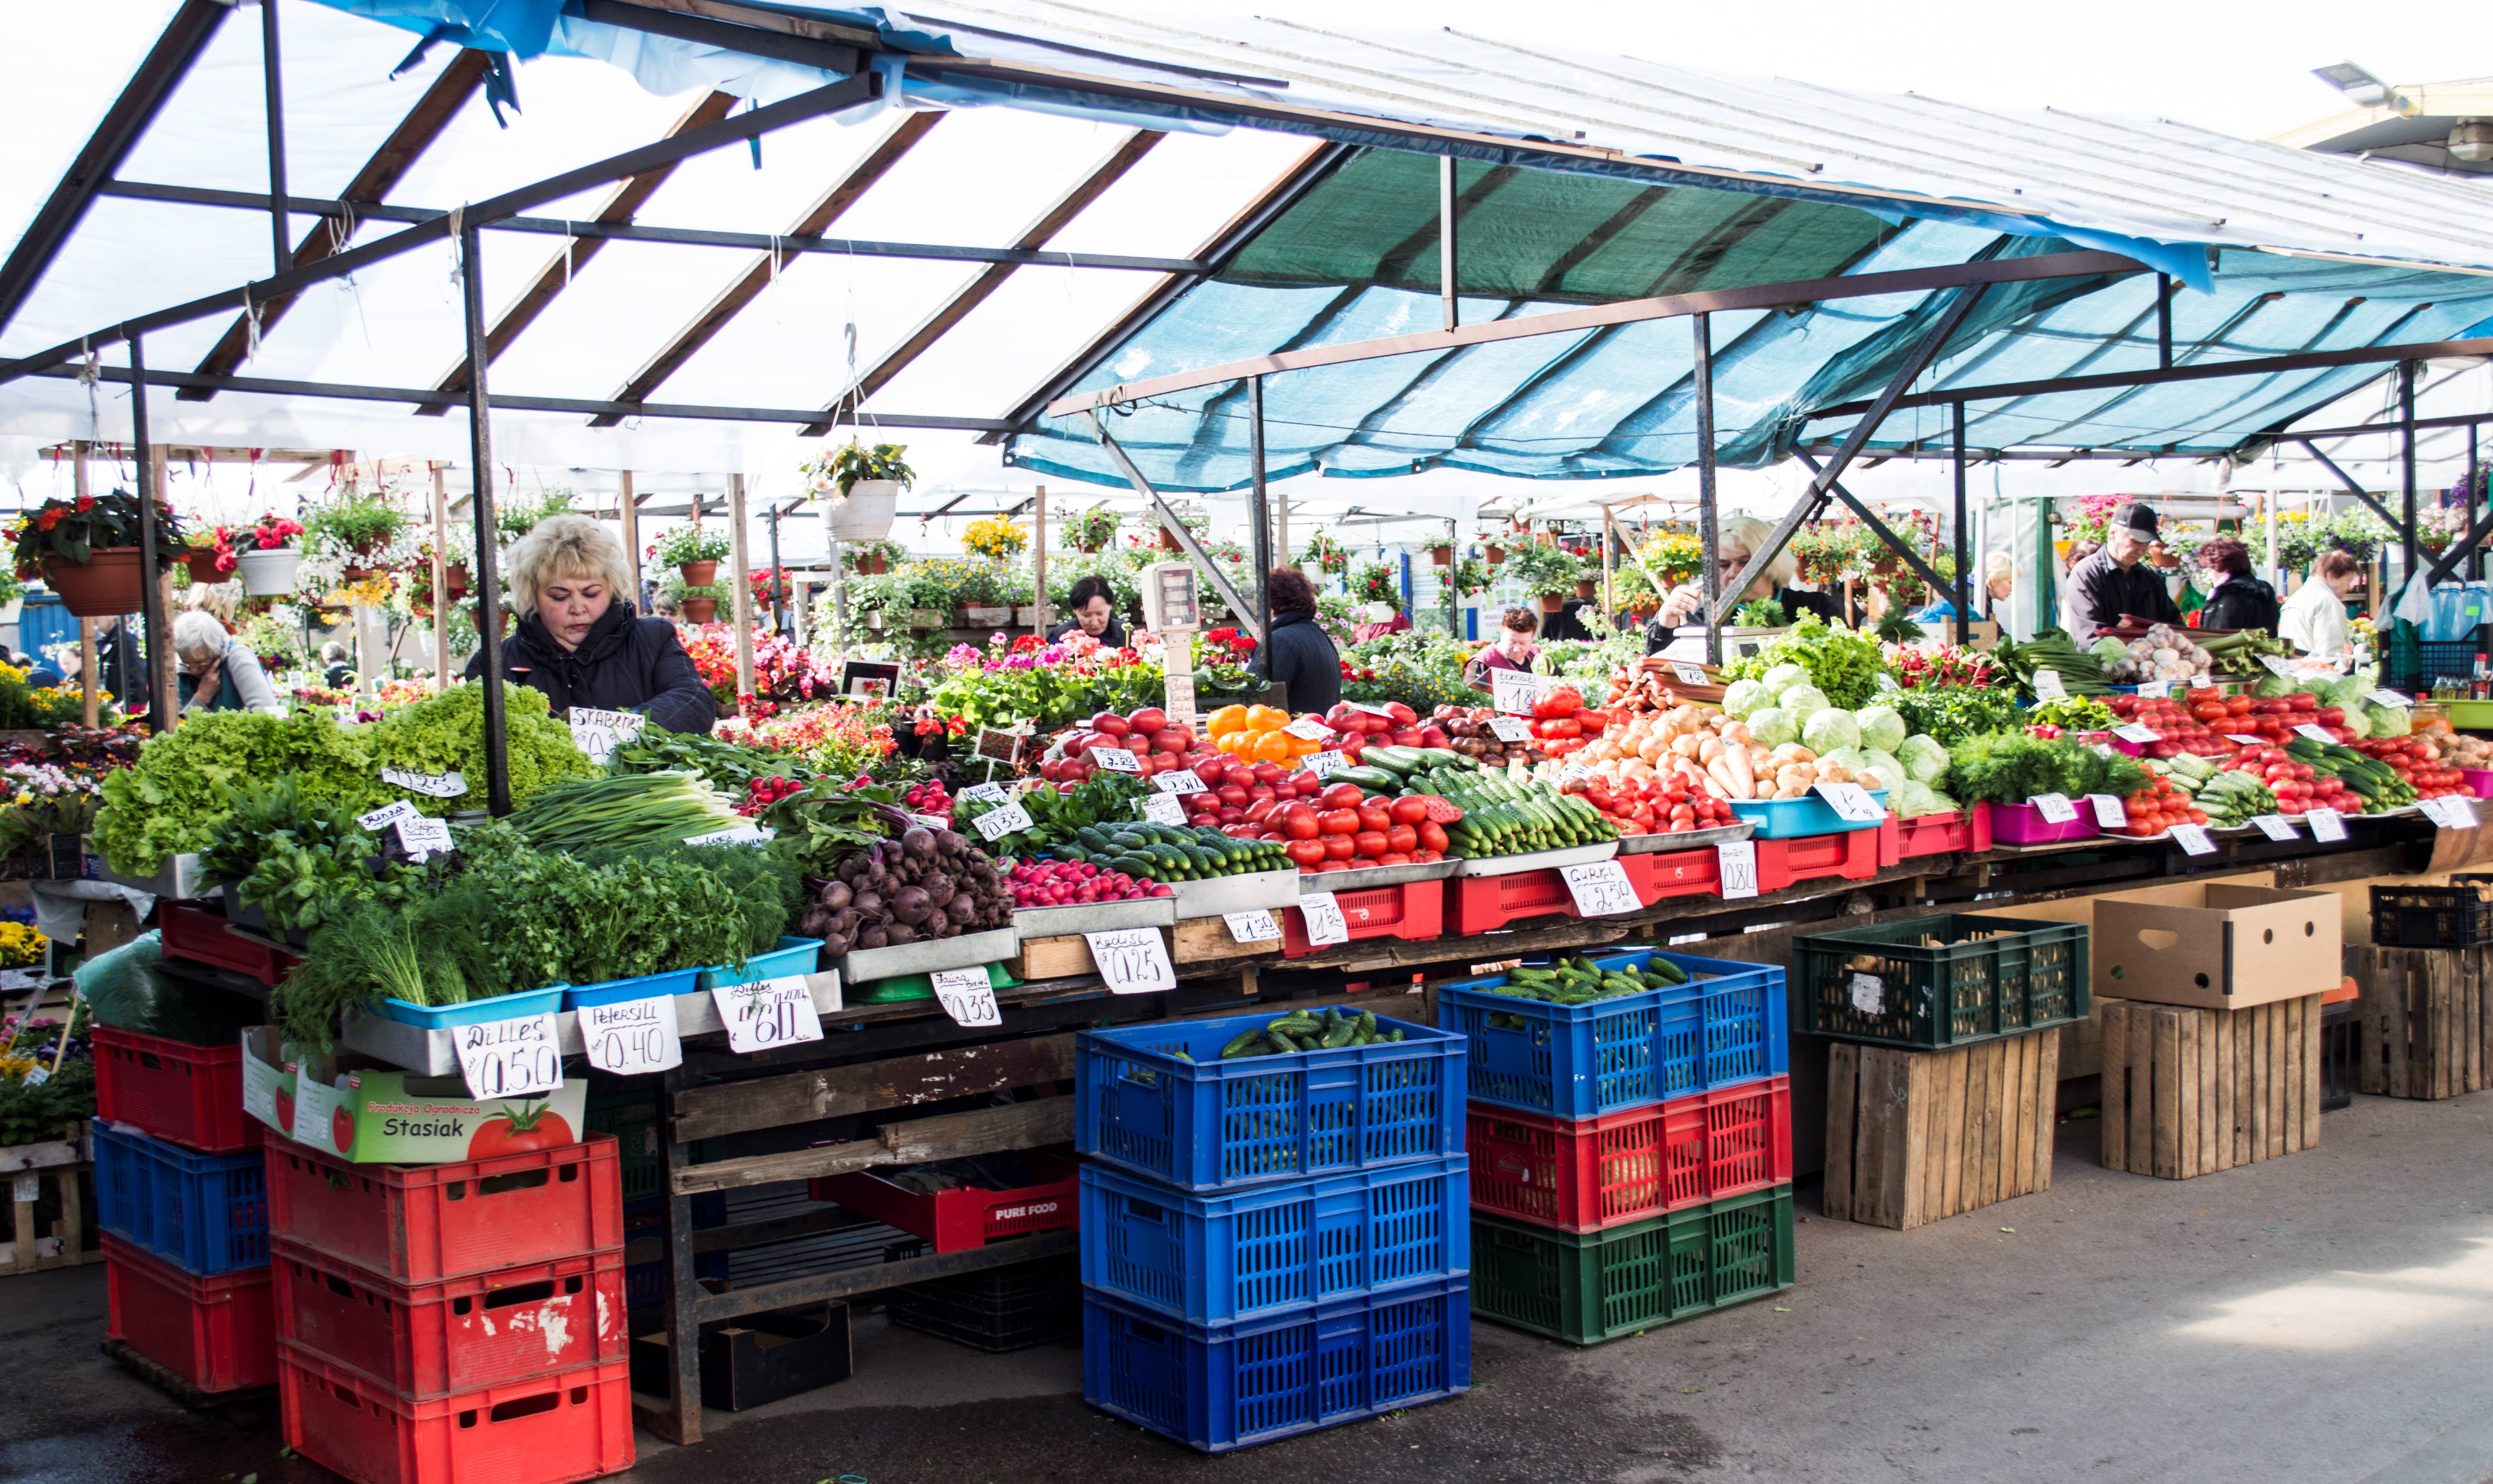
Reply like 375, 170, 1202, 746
1055, 822, 1292, 879
2161, 754, 2276, 827
2285, 736, 2418, 811
1420, 765, 1618, 856
1217, 1006, 1403, 1060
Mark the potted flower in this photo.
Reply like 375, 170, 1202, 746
8, 489, 183, 617
849, 538, 905, 575
1573, 550, 1602, 601
234, 513, 306, 595
962, 514, 1027, 563
1425, 537, 1455, 568
179, 525, 231, 585
1063, 504, 1121, 554
1302, 528, 1349, 576
653, 524, 731, 587
1444, 555, 1493, 601
303, 485, 405, 580
1349, 560, 1401, 610
664, 574, 724, 624
806, 441, 913, 544
1504, 542, 1579, 612
1483, 541, 1505, 566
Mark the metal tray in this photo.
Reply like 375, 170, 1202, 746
841, 925, 1021, 985
1295, 857, 1462, 892
339, 971, 847, 1077
1012, 897, 1175, 938
1455, 841, 1622, 877
1168, 868, 1300, 918
100, 851, 211, 901
1612, 821, 1757, 854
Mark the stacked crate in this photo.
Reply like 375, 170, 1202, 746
90, 1028, 274, 1398
1073, 1009, 1470, 1453
265, 1132, 634, 1484
1440, 949, 1795, 1344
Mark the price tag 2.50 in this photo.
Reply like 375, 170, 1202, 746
2307, 807, 2348, 842
2169, 823, 2217, 857
2031, 792, 2078, 824
455, 1012, 564, 1099
1085, 928, 1175, 995
971, 799, 1032, 842
1813, 781, 1883, 823
713, 976, 824, 1053
2087, 794, 2128, 829
1491, 668, 1544, 716
1297, 892, 1349, 947
1559, 860, 1640, 917
1091, 747, 1141, 773
930, 967, 1002, 1028
1224, 910, 1281, 944
580, 996, 682, 1075
1716, 840, 1758, 901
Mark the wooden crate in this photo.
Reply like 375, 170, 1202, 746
2348, 944, 2493, 1100
1008, 928, 1175, 981
2098, 994, 2321, 1180
1823, 1028, 2060, 1230
3, 1124, 97, 1274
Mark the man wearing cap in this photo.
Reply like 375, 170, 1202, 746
2058, 501, 2182, 644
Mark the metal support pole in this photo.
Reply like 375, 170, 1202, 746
1438, 156, 1458, 334
617, 470, 640, 608
1086, 413, 1261, 640
2155, 273, 2172, 371
430, 463, 450, 690
1692, 312, 1721, 665
728, 472, 755, 700
258, 0, 290, 278
2401, 360, 2419, 591
459, 221, 511, 814
71, 443, 97, 726
2471, 425, 2483, 582
1952, 402, 1970, 646
1031, 484, 1047, 637
767, 503, 784, 635
1247, 375, 1272, 646
127, 337, 169, 733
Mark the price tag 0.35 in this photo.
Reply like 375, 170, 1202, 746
929, 967, 1002, 1027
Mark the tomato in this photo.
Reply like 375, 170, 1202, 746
1353, 830, 1392, 858
1388, 796, 1430, 826
1127, 707, 1168, 735
1280, 802, 1320, 838
1319, 808, 1359, 835
1542, 717, 1583, 740
1383, 702, 1418, 727
1374, 852, 1412, 867
1285, 838, 1328, 867
1573, 708, 1610, 736
1356, 802, 1392, 833
466, 1109, 573, 1160
1313, 858, 1348, 872
2129, 821, 2159, 837
1386, 823, 1418, 853
1320, 782, 1366, 811
1322, 833, 1358, 861
1416, 820, 1450, 852
1294, 772, 1324, 797
1244, 799, 1278, 826
333, 1106, 358, 1155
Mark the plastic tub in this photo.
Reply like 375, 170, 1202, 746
376, 986, 565, 1030
562, 967, 698, 1010
1728, 789, 1887, 839
697, 936, 823, 991
1987, 801, 2103, 846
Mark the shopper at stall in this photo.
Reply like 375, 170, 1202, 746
319, 641, 354, 690
1258, 566, 1340, 714
173, 609, 284, 716
466, 513, 716, 734
2193, 537, 2280, 633
1462, 607, 1543, 691
2057, 502, 2181, 643
2278, 550, 2362, 657
1647, 515, 1844, 654
1046, 574, 1129, 649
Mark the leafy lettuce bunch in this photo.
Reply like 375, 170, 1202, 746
365, 681, 596, 816
95, 710, 378, 874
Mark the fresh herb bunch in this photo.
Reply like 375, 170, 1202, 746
95, 709, 378, 874
509, 770, 743, 852
1721, 615, 1890, 710
2029, 696, 2118, 732
200, 777, 378, 933
1887, 685, 2031, 747
609, 726, 804, 793
950, 771, 1151, 855
366, 681, 597, 816
1941, 732, 2147, 806
761, 777, 919, 878
1733, 598, 1788, 628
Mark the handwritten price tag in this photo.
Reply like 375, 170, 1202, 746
1488, 716, 1535, 743
684, 823, 774, 847
2088, 794, 2128, 829
909, 813, 950, 831
1085, 928, 1175, 994
580, 996, 682, 1075
2261, 655, 2300, 678
1556, 762, 1595, 786
1304, 751, 1349, 780
2031, 669, 2066, 700
971, 800, 1032, 842
959, 782, 1011, 805
567, 706, 645, 765
2251, 814, 2298, 842
1297, 892, 1349, 947
1284, 716, 1333, 741
2135, 680, 2171, 699
930, 967, 1002, 1027
1814, 781, 1883, 823
394, 816, 455, 863
1716, 840, 1758, 900
1091, 747, 1141, 773
2170, 823, 2217, 856
2423, 795, 2481, 830
1492, 668, 1544, 716
1849, 972, 1886, 1015
1224, 910, 1281, 943
1138, 794, 1187, 826
382, 767, 469, 798
1154, 770, 1208, 795
2031, 792, 2077, 824
455, 1012, 564, 1099
358, 799, 419, 831
712, 975, 824, 1053
1671, 662, 1708, 685
2369, 689, 2413, 709
2225, 734, 2266, 746
2307, 807, 2348, 842
1559, 860, 1640, 917
2112, 724, 2161, 744
2293, 724, 2337, 744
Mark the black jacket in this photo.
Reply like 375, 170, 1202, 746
2060, 550, 2181, 641
465, 605, 717, 735
2196, 574, 2280, 635
1645, 587, 1844, 655
1046, 615, 1129, 649
1257, 607, 1340, 715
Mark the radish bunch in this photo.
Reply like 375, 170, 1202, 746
1004, 857, 1172, 906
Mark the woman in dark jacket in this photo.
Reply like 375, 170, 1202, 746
1257, 566, 1341, 714
2193, 536, 2280, 634
465, 513, 717, 735
1645, 515, 1845, 655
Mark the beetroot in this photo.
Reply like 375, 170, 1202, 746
819, 879, 854, 911
821, 933, 851, 956
886, 922, 918, 944
852, 891, 883, 920
901, 827, 936, 861
891, 886, 932, 925
858, 924, 888, 950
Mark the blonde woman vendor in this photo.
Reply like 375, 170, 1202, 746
173, 609, 285, 716
1648, 514, 1844, 654
2278, 550, 2361, 658
466, 513, 716, 734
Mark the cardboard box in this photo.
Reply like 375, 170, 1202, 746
2093, 884, 2343, 1010
239, 1026, 588, 1164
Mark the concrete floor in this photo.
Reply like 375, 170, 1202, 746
9, 1094, 2493, 1484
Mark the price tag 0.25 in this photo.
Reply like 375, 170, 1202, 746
929, 968, 1002, 1028
579, 996, 682, 1075
1085, 928, 1175, 995
1559, 860, 1640, 917
1296, 892, 1349, 947
454, 1012, 564, 1099
713, 976, 825, 1054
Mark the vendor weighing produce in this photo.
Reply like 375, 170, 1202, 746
2058, 500, 2182, 644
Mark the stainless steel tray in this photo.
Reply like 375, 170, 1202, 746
841, 925, 1021, 985
1612, 821, 1757, 854
339, 972, 847, 1077
1295, 857, 1462, 892
1455, 841, 1622, 877
1169, 868, 1300, 918
1012, 897, 1175, 937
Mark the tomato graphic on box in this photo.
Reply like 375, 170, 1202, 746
332, 1105, 357, 1155
274, 1087, 295, 1137
468, 1103, 576, 1159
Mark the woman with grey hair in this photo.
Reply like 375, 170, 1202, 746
464, 513, 715, 734
174, 609, 285, 716
1645, 514, 1845, 654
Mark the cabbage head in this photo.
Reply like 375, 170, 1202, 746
2362, 700, 2411, 738
1763, 663, 1809, 696
2321, 675, 2371, 710
1897, 733, 1950, 783
2089, 638, 2129, 665
1779, 683, 1831, 718
1861, 750, 1906, 794
2338, 706, 2372, 740
1747, 706, 1799, 748
1892, 780, 1946, 819
2253, 673, 2295, 699
1721, 678, 1769, 719
1801, 707, 1860, 754
1854, 704, 1907, 755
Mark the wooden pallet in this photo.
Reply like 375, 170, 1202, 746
2099, 994, 2321, 1180
2348, 943, 2493, 1100
3, 1125, 97, 1274
1823, 1029, 2060, 1230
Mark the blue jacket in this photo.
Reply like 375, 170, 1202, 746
1257, 607, 1339, 714
466, 604, 717, 735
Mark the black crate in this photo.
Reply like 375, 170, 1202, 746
2320, 1000, 2356, 1113
2367, 878, 2493, 950
1793, 913, 2088, 1050
2386, 623, 2488, 694
886, 1255, 1079, 1352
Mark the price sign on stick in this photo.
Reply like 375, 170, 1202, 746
568, 707, 645, 766
929, 968, 1002, 1028
1085, 929, 1175, 994
1491, 668, 1543, 716
2031, 792, 2078, 824
2307, 807, 2348, 842
1224, 910, 1281, 944
1091, 747, 1141, 773
1813, 781, 1883, 823
2087, 794, 2128, 829
580, 996, 682, 1075
1297, 892, 1349, 947
1138, 794, 1187, 826
2169, 823, 2217, 857
1716, 840, 1759, 900
1488, 716, 1534, 743
1559, 860, 1640, 917
713, 976, 824, 1053
2031, 669, 2066, 700
971, 799, 1032, 842
1303, 750, 1349, 780
2251, 814, 2299, 842
455, 1013, 564, 1099
395, 816, 455, 864
1154, 770, 1208, 795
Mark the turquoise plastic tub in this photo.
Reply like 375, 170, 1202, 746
697, 936, 824, 991
1728, 789, 1888, 839
563, 966, 701, 1010
375, 985, 565, 1029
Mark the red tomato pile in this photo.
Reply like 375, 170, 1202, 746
1564, 773, 1738, 835
2113, 688, 2340, 757
1040, 706, 1210, 788
2216, 746, 2349, 816
1176, 755, 1321, 829
1522, 684, 1611, 758
2119, 773, 2207, 836
1004, 859, 1171, 905
2354, 736, 2475, 799
1306, 701, 1450, 757
1259, 783, 1454, 872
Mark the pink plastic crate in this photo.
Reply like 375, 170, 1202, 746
1987, 801, 2103, 846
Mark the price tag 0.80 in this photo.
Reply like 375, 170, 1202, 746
2306, 807, 2348, 842
713, 975, 825, 1053
1296, 892, 1349, 947
1303, 751, 1349, 781
579, 996, 683, 1075
454, 1012, 564, 1099
971, 799, 1032, 842
929, 967, 1002, 1028
1138, 794, 1188, 826
2087, 793, 2128, 829
1491, 668, 1544, 717
2251, 814, 2299, 842
1488, 716, 1535, 743
2031, 792, 2078, 824
1084, 928, 1175, 995
2169, 823, 2218, 857
1223, 909, 1282, 944
1090, 747, 1141, 773
1716, 840, 1758, 901
1559, 860, 1641, 917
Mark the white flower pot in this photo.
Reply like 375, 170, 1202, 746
236, 547, 303, 596
0, 598, 20, 624
823, 480, 900, 543
965, 605, 1013, 626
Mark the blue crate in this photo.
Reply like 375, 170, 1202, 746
1075, 1011, 1463, 1193
1080, 1156, 1468, 1325
1727, 789, 1888, 839
1438, 949, 1787, 1118
90, 1118, 268, 1274
1082, 1277, 1470, 1453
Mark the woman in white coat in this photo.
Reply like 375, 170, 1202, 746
2278, 551, 2361, 657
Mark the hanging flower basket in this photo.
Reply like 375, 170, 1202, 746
823, 480, 900, 543
1575, 578, 1599, 600
678, 560, 719, 587
183, 549, 228, 585
235, 547, 303, 596
1538, 593, 1566, 613
1484, 545, 1505, 566
679, 597, 719, 624
44, 549, 150, 619
1429, 545, 1453, 567
444, 563, 470, 599
1159, 529, 1183, 553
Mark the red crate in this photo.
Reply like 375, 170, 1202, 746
267, 1135, 622, 1285
1878, 802, 1993, 867
1755, 828, 1881, 893
93, 1025, 261, 1154
1622, 845, 1729, 903
280, 1348, 633, 1484
1445, 870, 1581, 935
1282, 879, 1443, 956
811, 1147, 1077, 1253
157, 899, 295, 988
1466, 1077, 1792, 1233
103, 1233, 276, 1394
274, 1241, 627, 1400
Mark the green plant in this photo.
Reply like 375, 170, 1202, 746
7, 489, 184, 573
1733, 598, 1789, 627
1349, 561, 1401, 608
904, 558, 1002, 610
1061, 504, 1122, 552
1301, 528, 1350, 575
0, 1057, 94, 1146
0, 570, 24, 605
1941, 731, 2146, 806
1719, 614, 1890, 710
200, 777, 379, 933
850, 537, 909, 571
496, 487, 573, 542
823, 441, 915, 495
365, 680, 599, 817
94, 709, 380, 874
661, 575, 727, 602
1443, 556, 1494, 600
1503, 542, 1580, 598
653, 525, 731, 566
301, 485, 405, 557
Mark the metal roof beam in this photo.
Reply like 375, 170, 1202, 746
2295, 438, 2412, 539
1810, 336, 2493, 420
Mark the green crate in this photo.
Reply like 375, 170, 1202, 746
1793, 913, 2088, 1050
585, 1095, 723, 1203
1470, 1185, 1794, 1346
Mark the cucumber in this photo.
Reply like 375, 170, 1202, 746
1220, 1028, 1266, 1058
